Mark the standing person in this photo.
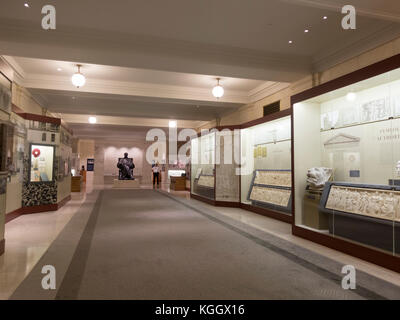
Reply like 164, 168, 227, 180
80, 165, 86, 183
152, 162, 160, 187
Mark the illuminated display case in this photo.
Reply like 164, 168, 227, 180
292, 55, 400, 263
190, 129, 241, 204
29, 144, 55, 182
240, 115, 292, 219
20, 114, 72, 209
191, 132, 216, 200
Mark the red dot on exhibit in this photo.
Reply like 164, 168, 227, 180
32, 148, 41, 158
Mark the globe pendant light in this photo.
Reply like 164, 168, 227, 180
212, 78, 224, 98
71, 64, 86, 88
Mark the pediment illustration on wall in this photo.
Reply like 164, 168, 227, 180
324, 133, 360, 146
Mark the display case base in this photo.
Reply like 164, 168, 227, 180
328, 211, 400, 254
5, 195, 71, 222
240, 203, 292, 223
113, 179, 140, 189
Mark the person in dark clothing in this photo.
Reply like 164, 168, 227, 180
152, 162, 160, 187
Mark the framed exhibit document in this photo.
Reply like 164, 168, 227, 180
30, 144, 55, 182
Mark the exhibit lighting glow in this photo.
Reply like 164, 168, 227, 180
169, 120, 177, 128
88, 116, 97, 124
323, 16, 328, 20
24, 3, 29, 8
346, 92, 357, 101
212, 78, 224, 98
71, 64, 86, 88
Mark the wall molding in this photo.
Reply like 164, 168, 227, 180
313, 24, 400, 73
20, 74, 251, 104
248, 82, 291, 103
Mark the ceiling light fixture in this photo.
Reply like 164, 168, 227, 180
24, 3, 29, 8
323, 16, 328, 20
346, 92, 357, 101
88, 116, 97, 124
169, 120, 177, 128
304, 29, 309, 33
71, 64, 86, 88
212, 78, 224, 98
57, 68, 62, 71
288, 40, 293, 44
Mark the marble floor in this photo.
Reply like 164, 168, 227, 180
1, 182, 400, 299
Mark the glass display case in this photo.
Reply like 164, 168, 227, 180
215, 129, 240, 203
191, 132, 215, 200
190, 130, 241, 203
293, 66, 400, 256
240, 115, 292, 218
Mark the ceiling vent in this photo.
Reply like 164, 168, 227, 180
263, 101, 280, 117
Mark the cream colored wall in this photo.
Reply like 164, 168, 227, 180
293, 102, 321, 225
6, 175, 22, 214
78, 139, 95, 169
199, 37, 400, 129
57, 176, 71, 202
12, 83, 44, 115
0, 109, 9, 122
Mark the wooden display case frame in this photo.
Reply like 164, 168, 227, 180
291, 53, 400, 273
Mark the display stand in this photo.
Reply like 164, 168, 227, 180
113, 179, 140, 189
320, 182, 400, 253
71, 175, 82, 192
12, 112, 71, 214
247, 169, 292, 214
170, 176, 186, 191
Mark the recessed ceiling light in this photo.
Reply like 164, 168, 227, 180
169, 120, 177, 128
24, 3, 29, 8
288, 40, 293, 44
304, 29, 309, 33
88, 116, 97, 124
57, 68, 62, 71
323, 16, 328, 20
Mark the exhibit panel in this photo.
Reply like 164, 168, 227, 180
293, 67, 400, 256
191, 132, 215, 200
240, 116, 292, 215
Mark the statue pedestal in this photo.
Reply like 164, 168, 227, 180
113, 179, 140, 189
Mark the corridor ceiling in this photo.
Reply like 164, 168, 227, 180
1, 0, 400, 133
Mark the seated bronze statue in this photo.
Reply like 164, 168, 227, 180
117, 153, 135, 180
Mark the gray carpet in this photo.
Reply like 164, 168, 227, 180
11, 189, 400, 299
